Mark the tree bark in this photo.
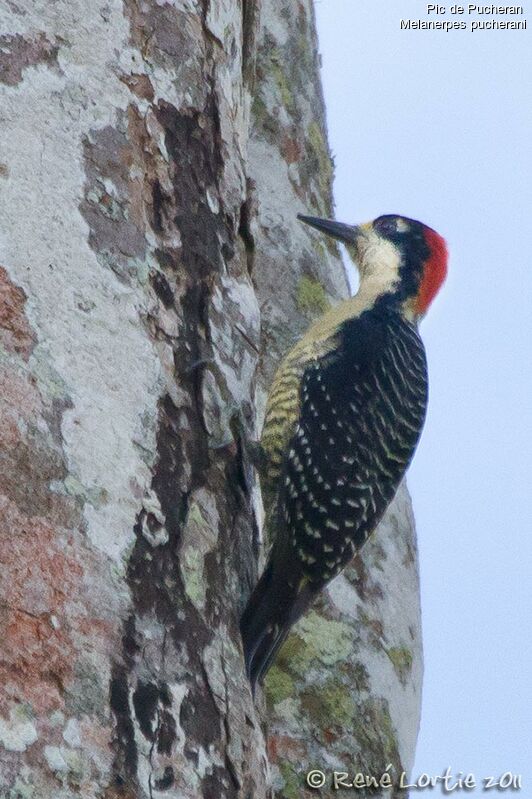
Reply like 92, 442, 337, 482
0, 2, 422, 798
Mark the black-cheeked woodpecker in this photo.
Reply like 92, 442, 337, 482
241, 213, 448, 691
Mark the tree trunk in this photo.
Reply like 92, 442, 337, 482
0, 2, 422, 798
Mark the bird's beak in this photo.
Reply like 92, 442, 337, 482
297, 214, 361, 244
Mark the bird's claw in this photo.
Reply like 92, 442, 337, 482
228, 403, 266, 473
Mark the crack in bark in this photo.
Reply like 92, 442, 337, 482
238, 184, 256, 277
0, 601, 47, 622
220, 647, 242, 793
242, 0, 261, 88
147, 703, 162, 799
109, 664, 140, 793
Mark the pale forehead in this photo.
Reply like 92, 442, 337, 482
395, 217, 410, 232
361, 216, 412, 234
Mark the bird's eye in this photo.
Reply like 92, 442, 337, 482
374, 217, 398, 236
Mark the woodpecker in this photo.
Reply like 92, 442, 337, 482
241, 213, 448, 691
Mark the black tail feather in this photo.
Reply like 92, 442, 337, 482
249, 623, 291, 689
240, 562, 315, 693
240, 562, 276, 679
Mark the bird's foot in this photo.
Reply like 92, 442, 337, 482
228, 402, 266, 473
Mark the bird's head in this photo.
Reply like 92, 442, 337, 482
298, 213, 448, 318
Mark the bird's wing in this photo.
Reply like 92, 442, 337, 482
272, 312, 428, 585
243, 312, 427, 689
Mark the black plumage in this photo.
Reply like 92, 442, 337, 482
241, 295, 428, 689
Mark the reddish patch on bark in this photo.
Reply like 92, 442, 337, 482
0, 354, 118, 721
268, 734, 306, 762
0, 267, 35, 359
101, 786, 138, 799
120, 73, 155, 102
0, 364, 77, 525
0, 496, 84, 714
348, 555, 384, 602
323, 726, 339, 744
81, 116, 147, 265
281, 135, 302, 165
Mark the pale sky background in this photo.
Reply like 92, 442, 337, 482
315, 0, 532, 786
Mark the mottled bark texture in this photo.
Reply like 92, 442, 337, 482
0, 1, 422, 798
